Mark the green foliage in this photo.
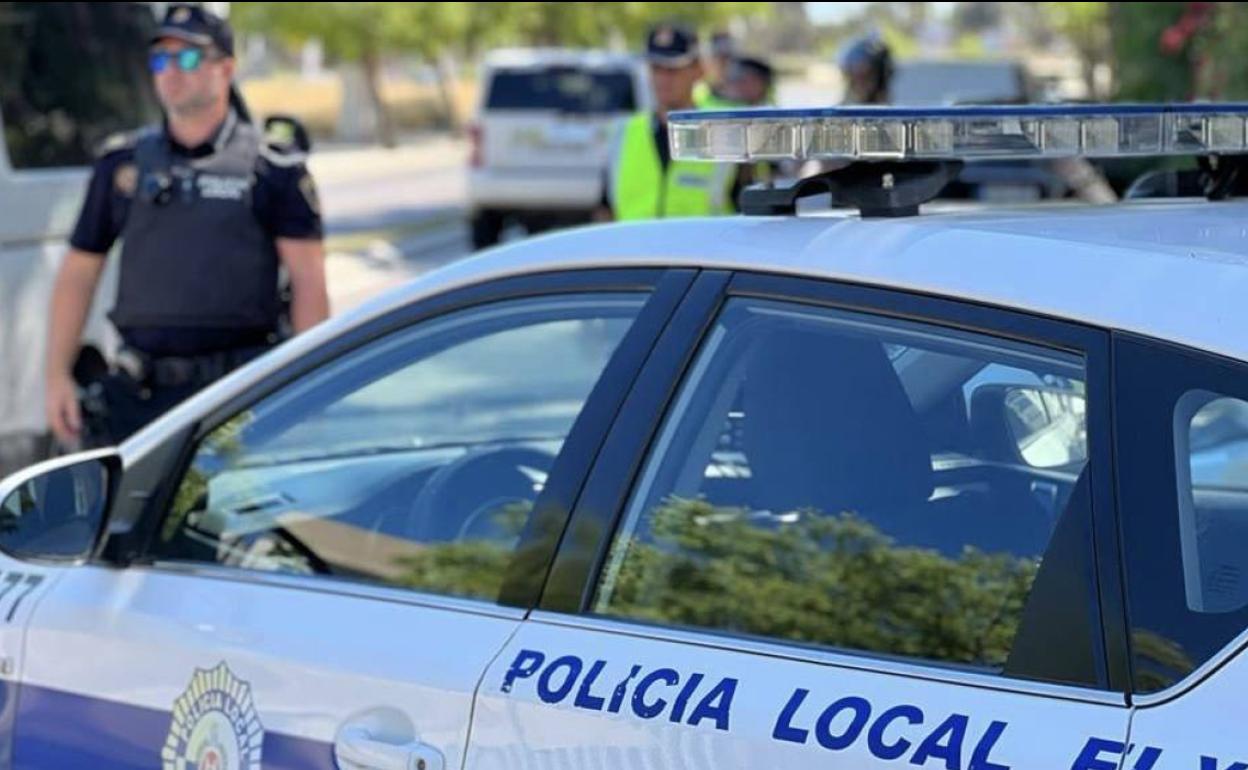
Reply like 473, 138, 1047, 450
232, 2, 773, 62
1108, 3, 1248, 101
378, 493, 1040, 671
389, 502, 531, 601
1108, 3, 1191, 101
162, 412, 252, 544
231, 3, 460, 61
599, 497, 1038, 669
1131, 629, 1196, 693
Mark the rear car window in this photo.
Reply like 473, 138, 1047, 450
1176, 392, 1248, 614
485, 68, 636, 113
594, 298, 1101, 686
891, 62, 1026, 106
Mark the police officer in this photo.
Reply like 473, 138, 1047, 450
45, 4, 329, 449
692, 31, 738, 109
604, 25, 738, 221
833, 33, 1115, 204
729, 56, 775, 107
838, 34, 893, 105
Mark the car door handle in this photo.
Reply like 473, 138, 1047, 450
334, 725, 445, 770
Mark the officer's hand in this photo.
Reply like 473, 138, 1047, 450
46, 374, 82, 447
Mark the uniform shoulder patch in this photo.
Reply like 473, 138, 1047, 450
298, 171, 321, 216
260, 115, 311, 165
94, 131, 136, 159
94, 125, 156, 159
112, 162, 138, 197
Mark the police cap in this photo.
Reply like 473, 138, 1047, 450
646, 24, 700, 68
151, 4, 234, 56
733, 55, 774, 85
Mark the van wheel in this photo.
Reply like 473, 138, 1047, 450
471, 210, 505, 249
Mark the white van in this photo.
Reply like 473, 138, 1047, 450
0, 3, 159, 476
467, 48, 651, 248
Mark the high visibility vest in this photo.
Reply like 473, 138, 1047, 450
693, 81, 741, 109
609, 113, 734, 220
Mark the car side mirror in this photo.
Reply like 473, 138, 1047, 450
0, 449, 120, 562
971, 384, 1087, 469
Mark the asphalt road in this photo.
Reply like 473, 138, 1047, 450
310, 137, 474, 313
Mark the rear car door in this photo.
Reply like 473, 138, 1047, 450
1112, 335, 1248, 769
11, 269, 692, 768
467, 272, 1134, 769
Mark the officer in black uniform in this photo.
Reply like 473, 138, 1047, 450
45, 4, 329, 449
838, 34, 894, 105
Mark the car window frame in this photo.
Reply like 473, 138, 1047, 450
539, 269, 1129, 700
101, 268, 697, 613
1114, 332, 1248, 704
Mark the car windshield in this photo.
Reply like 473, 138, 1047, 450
485, 67, 636, 113
891, 61, 1026, 106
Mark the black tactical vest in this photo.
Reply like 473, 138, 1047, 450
111, 112, 280, 331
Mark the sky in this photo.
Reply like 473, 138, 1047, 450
805, 2, 957, 26
804, 2, 868, 25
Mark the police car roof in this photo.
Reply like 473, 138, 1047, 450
400, 199, 1248, 363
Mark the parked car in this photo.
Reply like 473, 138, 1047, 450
467, 48, 650, 248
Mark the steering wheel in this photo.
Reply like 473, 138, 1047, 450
272, 525, 335, 575
406, 446, 557, 544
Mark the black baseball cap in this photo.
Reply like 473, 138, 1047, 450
151, 4, 235, 56
734, 56, 775, 84
646, 24, 700, 68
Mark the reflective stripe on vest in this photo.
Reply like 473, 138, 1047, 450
609, 113, 733, 220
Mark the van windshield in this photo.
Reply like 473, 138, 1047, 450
485, 67, 636, 114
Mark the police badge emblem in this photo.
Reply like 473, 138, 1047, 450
162, 663, 263, 770
298, 173, 321, 216
113, 163, 138, 197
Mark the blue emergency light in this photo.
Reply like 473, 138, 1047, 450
668, 103, 1248, 162
666, 103, 1248, 217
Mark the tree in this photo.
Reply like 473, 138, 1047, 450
233, 3, 469, 146
233, 3, 774, 145
1107, 2, 1248, 102
1043, 2, 1111, 99
388, 495, 1042, 670
597, 497, 1037, 668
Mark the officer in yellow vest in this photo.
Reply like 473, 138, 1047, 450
692, 31, 738, 109
606, 25, 737, 221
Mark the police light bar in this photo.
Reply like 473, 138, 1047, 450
668, 104, 1248, 162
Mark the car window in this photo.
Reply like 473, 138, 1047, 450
891, 62, 1026, 106
0, 3, 158, 169
151, 294, 645, 603
593, 298, 1092, 678
1176, 392, 1248, 614
1114, 339, 1248, 693
485, 68, 636, 113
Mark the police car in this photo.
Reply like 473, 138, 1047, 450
4, 104, 1248, 770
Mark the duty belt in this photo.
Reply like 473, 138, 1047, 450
114, 345, 268, 388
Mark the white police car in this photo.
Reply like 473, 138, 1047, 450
4, 104, 1248, 770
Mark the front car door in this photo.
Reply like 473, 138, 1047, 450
467, 272, 1134, 769
10, 269, 692, 769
